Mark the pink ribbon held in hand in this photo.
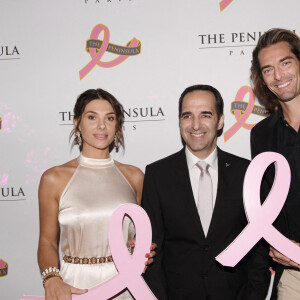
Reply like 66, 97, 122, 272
22, 204, 157, 300
216, 151, 300, 267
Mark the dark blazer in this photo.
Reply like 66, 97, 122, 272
142, 147, 270, 300
251, 110, 289, 300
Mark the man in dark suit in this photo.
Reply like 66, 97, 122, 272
250, 28, 300, 299
142, 85, 270, 300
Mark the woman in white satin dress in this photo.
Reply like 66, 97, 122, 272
37, 89, 149, 300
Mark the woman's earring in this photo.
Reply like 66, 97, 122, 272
76, 131, 82, 146
114, 133, 119, 152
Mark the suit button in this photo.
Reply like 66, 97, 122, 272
204, 245, 209, 251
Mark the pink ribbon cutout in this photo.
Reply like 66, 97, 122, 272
224, 86, 256, 141
79, 24, 140, 79
216, 151, 300, 267
219, 0, 234, 11
22, 204, 157, 300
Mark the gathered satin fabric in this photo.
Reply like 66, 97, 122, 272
58, 155, 136, 298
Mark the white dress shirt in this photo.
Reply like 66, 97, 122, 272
185, 147, 218, 209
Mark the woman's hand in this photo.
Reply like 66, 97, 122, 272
44, 277, 87, 300
144, 242, 157, 273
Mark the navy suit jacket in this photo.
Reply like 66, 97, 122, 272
142, 147, 270, 300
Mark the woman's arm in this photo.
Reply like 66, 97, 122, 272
38, 169, 61, 273
37, 167, 87, 300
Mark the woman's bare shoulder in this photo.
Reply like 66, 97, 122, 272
114, 161, 144, 182
40, 159, 78, 187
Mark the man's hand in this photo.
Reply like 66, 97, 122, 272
269, 240, 300, 268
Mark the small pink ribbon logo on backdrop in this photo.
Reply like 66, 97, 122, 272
0, 259, 8, 277
79, 24, 141, 79
219, 0, 234, 11
216, 152, 300, 267
224, 86, 269, 141
22, 204, 157, 300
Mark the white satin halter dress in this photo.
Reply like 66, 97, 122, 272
58, 155, 136, 299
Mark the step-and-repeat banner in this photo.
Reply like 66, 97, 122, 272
1, 0, 298, 298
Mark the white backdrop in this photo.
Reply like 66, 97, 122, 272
1, 0, 299, 299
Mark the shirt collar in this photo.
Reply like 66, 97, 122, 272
185, 146, 218, 171
277, 104, 288, 126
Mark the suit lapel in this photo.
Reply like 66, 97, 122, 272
206, 148, 232, 239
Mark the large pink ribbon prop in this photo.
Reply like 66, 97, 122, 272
22, 204, 157, 300
79, 24, 140, 79
216, 152, 300, 267
224, 86, 256, 141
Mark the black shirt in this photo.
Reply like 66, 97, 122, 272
277, 105, 300, 241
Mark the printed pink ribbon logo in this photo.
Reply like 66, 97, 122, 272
216, 152, 300, 267
79, 24, 141, 79
224, 85, 269, 142
224, 86, 255, 141
22, 204, 157, 299
0, 259, 8, 277
220, 0, 234, 11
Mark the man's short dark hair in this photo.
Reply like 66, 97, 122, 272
178, 84, 224, 120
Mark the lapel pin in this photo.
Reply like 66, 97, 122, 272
226, 163, 230, 167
